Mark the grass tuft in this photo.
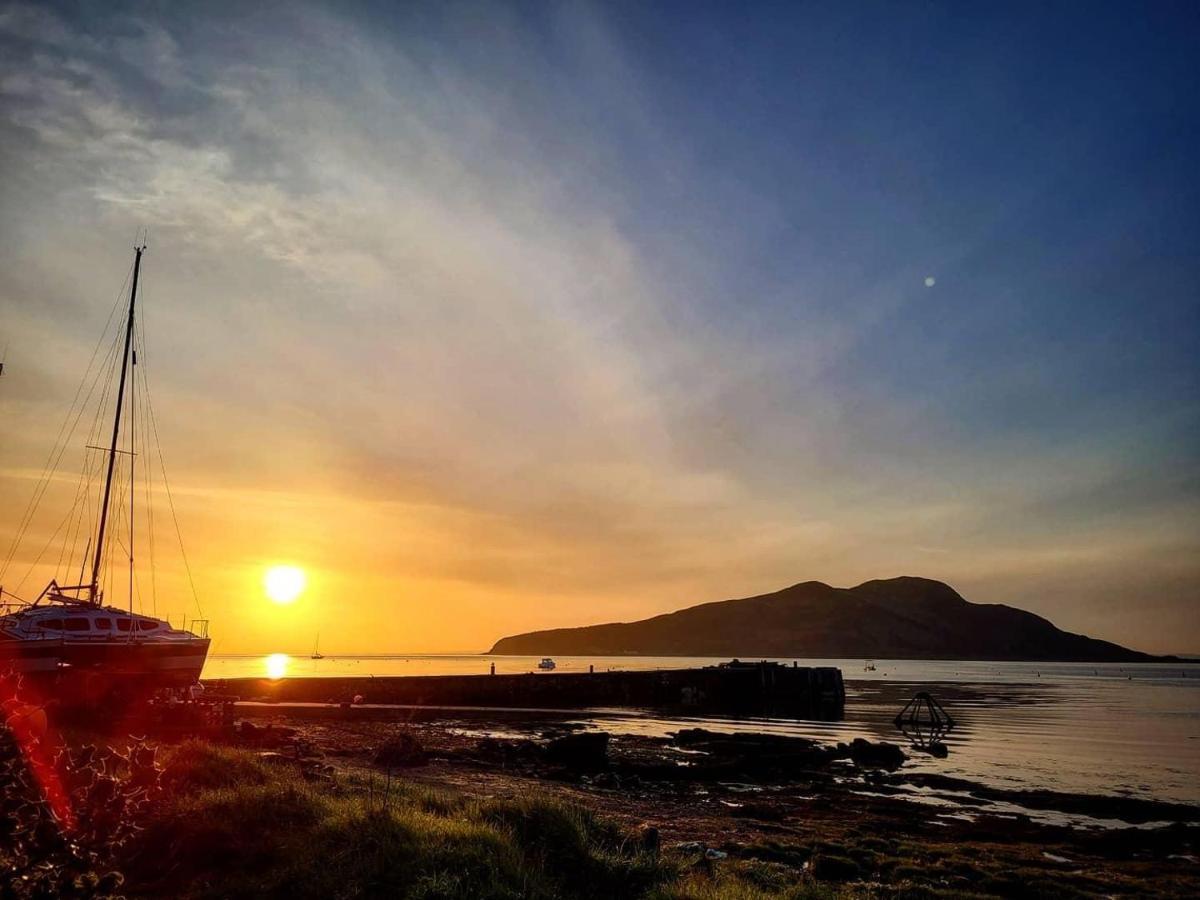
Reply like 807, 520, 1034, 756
160, 739, 273, 791
129, 743, 672, 899
119, 742, 999, 899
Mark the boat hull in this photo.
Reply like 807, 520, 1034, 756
0, 636, 210, 702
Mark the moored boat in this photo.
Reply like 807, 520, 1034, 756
0, 243, 210, 705
0, 586, 209, 687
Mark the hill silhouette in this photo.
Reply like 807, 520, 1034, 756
489, 577, 1163, 662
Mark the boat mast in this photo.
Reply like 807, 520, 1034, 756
90, 243, 144, 604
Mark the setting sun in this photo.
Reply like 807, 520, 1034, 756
264, 565, 306, 604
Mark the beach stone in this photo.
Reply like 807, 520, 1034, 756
847, 738, 905, 770
591, 771, 620, 788
674, 728, 718, 746
545, 731, 609, 770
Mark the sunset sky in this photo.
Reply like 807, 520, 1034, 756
0, 2, 1196, 655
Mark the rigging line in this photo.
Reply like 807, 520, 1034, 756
86, 300, 127, 443
104, 449, 132, 596
0, 286, 121, 577
38, 270, 129, 577
58, 460, 93, 581
140, 315, 203, 619
12, 499, 78, 595
0, 261, 133, 582
137, 325, 158, 617
70, 358, 121, 593
131, 335, 149, 620
53, 460, 91, 583
75, 447, 103, 588
114, 531, 134, 573
0, 320, 123, 583
71, 377, 114, 583
82, 311, 130, 585
98, 438, 126, 595
54, 435, 100, 582
0, 297, 129, 589
81, 334, 124, 565
128, 326, 136, 616
58, 370, 116, 582
83, 361, 118, 450
131, 549, 148, 621
138, 300, 204, 619
2, 325, 124, 588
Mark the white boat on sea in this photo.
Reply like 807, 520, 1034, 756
0, 244, 210, 704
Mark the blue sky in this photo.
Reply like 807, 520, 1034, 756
0, 1, 1196, 652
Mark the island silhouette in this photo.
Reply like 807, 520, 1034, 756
490, 576, 1168, 662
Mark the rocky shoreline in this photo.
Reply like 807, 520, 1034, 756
228, 711, 1200, 896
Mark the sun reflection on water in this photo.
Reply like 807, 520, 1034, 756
265, 653, 290, 679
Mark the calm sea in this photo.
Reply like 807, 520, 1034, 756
202, 654, 1200, 807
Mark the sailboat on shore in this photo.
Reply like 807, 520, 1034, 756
0, 244, 210, 703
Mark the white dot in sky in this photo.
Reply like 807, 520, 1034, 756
924, 276, 936, 288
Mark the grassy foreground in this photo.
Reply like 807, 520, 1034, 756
125, 742, 861, 900
11, 733, 1191, 898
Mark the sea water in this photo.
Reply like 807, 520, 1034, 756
202, 654, 1200, 806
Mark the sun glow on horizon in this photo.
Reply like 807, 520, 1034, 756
265, 653, 290, 679
264, 565, 306, 604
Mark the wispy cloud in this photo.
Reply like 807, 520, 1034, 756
1, 1, 1196, 653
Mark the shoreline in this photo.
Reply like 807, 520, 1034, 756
222, 708, 1200, 895
199, 667, 1200, 810
242, 709, 1199, 827
6, 684, 1197, 897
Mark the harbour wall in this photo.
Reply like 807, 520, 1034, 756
206, 663, 845, 720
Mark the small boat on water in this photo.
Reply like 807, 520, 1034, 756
0, 244, 210, 703
537, 657, 556, 670
864, 660, 877, 671
311, 634, 325, 660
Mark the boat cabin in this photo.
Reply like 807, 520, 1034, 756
1, 604, 206, 641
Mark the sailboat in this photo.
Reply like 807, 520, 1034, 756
311, 634, 324, 660
0, 244, 210, 703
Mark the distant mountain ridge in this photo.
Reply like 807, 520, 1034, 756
489, 577, 1166, 662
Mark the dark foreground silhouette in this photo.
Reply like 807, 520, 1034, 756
7, 724, 1197, 899
491, 576, 1168, 661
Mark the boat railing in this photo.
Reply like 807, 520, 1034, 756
4, 628, 67, 643
6, 617, 211, 641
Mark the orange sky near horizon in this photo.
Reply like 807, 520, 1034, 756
1, 438, 1193, 656
1, 3, 1197, 657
